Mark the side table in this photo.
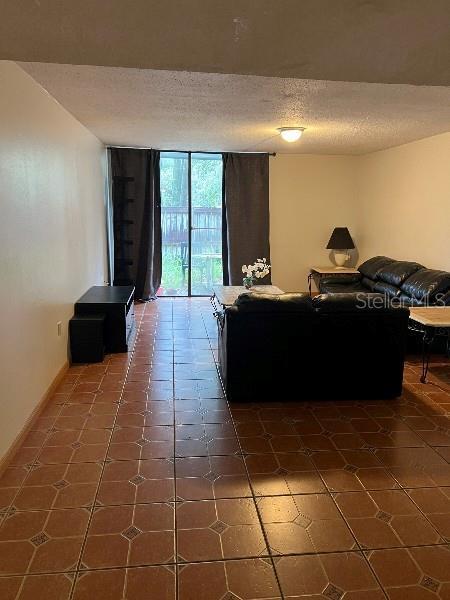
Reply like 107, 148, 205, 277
408, 307, 450, 383
308, 266, 359, 295
74, 285, 135, 353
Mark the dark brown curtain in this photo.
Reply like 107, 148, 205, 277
222, 153, 271, 285
110, 148, 161, 300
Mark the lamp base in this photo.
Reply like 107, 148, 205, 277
333, 251, 349, 267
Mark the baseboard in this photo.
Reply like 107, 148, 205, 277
0, 361, 69, 477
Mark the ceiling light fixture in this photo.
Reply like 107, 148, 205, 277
277, 127, 305, 143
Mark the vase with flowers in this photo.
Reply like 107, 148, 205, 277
241, 258, 271, 289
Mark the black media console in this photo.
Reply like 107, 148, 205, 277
72, 286, 135, 357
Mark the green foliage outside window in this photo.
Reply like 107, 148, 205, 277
159, 153, 223, 295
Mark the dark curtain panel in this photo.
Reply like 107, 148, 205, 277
110, 148, 162, 300
222, 153, 271, 285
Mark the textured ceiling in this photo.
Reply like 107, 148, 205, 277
3, 1, 450, 86
19, 62, 450, 155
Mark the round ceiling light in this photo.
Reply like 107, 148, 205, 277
277, 127, 305, 143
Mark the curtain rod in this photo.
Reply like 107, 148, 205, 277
106, 145, 276, 157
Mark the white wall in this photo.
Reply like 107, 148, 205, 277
356, 132, 450, 271
269, 154, 359, 291
0, 62, 107, 459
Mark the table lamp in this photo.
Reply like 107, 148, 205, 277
326, 227, 355, 268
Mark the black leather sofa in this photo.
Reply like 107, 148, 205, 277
218, 292, 410, 402
319, 256, 450, 306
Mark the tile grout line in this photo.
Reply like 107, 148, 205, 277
326, 365, 450, 597
205, 302, 409, 598
3, 540, 450, 579
170, 300, 181, 600
327, 487, 390, 599
0, 363, 101, 599
200, 305, 286, 599
67, 302, 147, 599
0, 303, 449, 597
0, 372, 84, 600
203, 309, 449, 599
316, 378, 450, 598
0, 369, 87, 521
9, 364, 109, 596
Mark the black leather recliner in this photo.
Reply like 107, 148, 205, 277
319, 256, 450, 306
218, 292, 410, 402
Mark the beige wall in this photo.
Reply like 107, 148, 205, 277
269, 154, 359, 291
270, 134, 450, 291
0, 62, 107, 459
356, 132, 450, 271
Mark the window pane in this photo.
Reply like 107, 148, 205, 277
158, 152, 223, 297
159, 152, 189, 296
191, 153, 223, 295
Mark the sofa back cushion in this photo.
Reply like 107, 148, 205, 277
361, 277, 377, 291
373, 281, 402, 298
401, 269, 450, 303
377, 261, 424, 287
223, 293, 315, 400
312, 293, 400, 313
311, 295, 409, 400
358, 256, 395, 280
234, 292, 313, 312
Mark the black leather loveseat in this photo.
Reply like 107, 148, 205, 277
218, 292, 409, 402
319, 256, 450, 306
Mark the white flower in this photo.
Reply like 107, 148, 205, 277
243, 259, 271, 280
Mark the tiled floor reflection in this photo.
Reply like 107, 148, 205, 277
0, 297, 449, 599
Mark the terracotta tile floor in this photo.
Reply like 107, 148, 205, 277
0, 297, 449, 599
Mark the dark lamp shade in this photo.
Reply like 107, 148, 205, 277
326, 227, 355, 250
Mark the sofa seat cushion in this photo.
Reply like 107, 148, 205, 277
377, 261, 424, 287
234, 292, 313, 312
358, 256, 395, 280
401, 269, 450, 303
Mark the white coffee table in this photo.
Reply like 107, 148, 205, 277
212, 284, 284, 308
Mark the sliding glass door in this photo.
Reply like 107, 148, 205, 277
191, 153, 223, 295
159, 152, 223, 296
